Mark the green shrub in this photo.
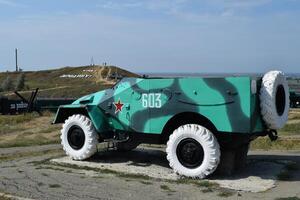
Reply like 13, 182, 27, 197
15, 73, 25, 91
1, 76, 13, 91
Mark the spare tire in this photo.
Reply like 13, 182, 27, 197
260, 70, 289, 129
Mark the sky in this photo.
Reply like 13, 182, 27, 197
0, 0, 299, 73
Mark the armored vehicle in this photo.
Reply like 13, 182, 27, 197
53, 70, 289, 178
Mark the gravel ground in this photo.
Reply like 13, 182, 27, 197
51, 147, 290, 192
0, 144, 300, 200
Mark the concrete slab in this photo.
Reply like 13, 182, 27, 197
51, 147, 286, 193
210, 160, 283, 192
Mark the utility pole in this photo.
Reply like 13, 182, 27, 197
90, 56, 95, 66
15, 48, 18, 72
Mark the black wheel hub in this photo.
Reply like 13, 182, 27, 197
276, 84, 286, 116
176, 138, 204, 169
67, 125, 85, 150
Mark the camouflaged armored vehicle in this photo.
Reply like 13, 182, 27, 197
53, 70, 289, 178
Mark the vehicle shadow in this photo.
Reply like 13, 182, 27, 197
89, 146, 170, 168
87, 147, 300, 181
211, 154, 300, 182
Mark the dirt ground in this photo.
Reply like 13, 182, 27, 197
0, 144, 299, 200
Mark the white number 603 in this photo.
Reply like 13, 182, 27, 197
142, 93, 162, 108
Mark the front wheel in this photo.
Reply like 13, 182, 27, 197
61, 114, 98, 160
166, 124, 220, 179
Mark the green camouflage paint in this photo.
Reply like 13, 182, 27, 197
53, 76, 265, 136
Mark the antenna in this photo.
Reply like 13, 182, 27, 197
90, 56, 95, 66
115, 67, 118, 80
15, 48, 18, 72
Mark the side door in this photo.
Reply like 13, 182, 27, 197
148, 79, 174, 134
129, 79, 150, 133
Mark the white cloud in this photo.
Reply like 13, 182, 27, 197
0, 0, 25, 7
97, 0, 187, 13
95, 0, 273, 22
98, 1, 143, 9
223, 0, 272, 8
210, 0, 273, 16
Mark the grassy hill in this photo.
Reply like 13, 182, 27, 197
0, 65, 139, 99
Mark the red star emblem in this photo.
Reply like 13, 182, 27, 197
113, 99, 124, 114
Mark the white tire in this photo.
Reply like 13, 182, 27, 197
166, 124, 220, 179
260, 71, 289, 129
61, 114, 98, 160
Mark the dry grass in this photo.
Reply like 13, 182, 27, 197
279, 109, 300, 136
251, 137, 300, 150
0, 149, 63, 162
280, 123, 300, 135
276, 197, 300, 200
0, 194, 13, 200
0, 65, 138, 99
0, 112, 60, 148
251, 109, 300, 150
48, 184, 61, 188
217, 189, 235, 197
160, 184, 175, 193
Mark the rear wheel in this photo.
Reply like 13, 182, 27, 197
61, 114, 98, 160
166, 124, 220, 178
